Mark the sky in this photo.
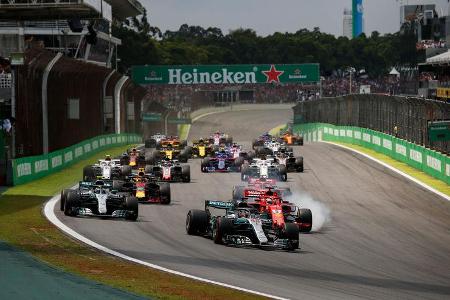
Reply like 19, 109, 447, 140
141, 0, 450, 37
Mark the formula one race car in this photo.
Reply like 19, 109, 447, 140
146, 159, 190, 182
226, 143, 255, 161
252, 132, 274, 149
200, 150, 244, 173
145, 133, 166, 148
232, 178, 292, 200
279, 131, 303, 146
209, 132, 233, 146
146, 144, 191, 163
120, 148, 146, 168
186, 200, 300, 250
241, 158, 287, 182
114, 169, 171, 204
254, 141, 293, 157
191, 138, 217, 158
233, 187, 312, 233
83, 156, 132, 181
273, 151, 304, 173
156, 136, 188, 150
60, 180, 138, 220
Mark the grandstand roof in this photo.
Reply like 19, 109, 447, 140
424, 50, 450, 65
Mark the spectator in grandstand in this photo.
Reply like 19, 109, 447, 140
1, 117, 15, 134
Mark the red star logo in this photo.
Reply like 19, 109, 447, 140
262, 65, 284, 83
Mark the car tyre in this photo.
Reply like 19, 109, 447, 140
125, 196, 138, 221
284, 223, 300, 250
60, 189, 71, 211
213, 217, 233, 244
159, 182, 171, 204
186, 209, 208, 235
297, 208, 313, 233
64, 190, 79, 216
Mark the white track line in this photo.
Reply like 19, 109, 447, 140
323, 141, 450, 202
43, 196, 288, 300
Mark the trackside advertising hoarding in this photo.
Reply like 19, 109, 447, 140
132, 64, 320, 85
11, 133, 141, 185
294, 123, 450, 185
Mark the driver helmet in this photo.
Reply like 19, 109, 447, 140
105, 155, 111, 161
238, 209, 249, 218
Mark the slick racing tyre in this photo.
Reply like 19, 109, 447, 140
295, 156, 304, 173
201, 157, 210, 173
144, 165, 153, 175
125, 196, 138, 221
232, 186, 245, 200
234, 157, 245, 170
186, 209, 208, 235
278, 165, 288, 182
64, 190, 80, 216
297, 208, 313, 233
240, 163, 250, 181
82, 165, 95, 182
284, 223, 300, 250
60, 189, 71, 211
159, 182, 171, 204
182, 165, 191, 183
121, 165, 132, 177
112, 180, 125, 191
145, 139, 156, 148
213, 217, 233, 244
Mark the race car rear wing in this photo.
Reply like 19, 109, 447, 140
205, 200, 234, 210
79, 180, 113, 189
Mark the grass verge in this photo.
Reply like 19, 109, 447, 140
269, 124, 287, 136
332, 141, 450, 197
0, 144, 265, 300
178, 124, 191, 141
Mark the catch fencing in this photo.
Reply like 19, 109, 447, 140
10, 133, 141, 185
293, 94, 450, 154
294, 123, 450, 185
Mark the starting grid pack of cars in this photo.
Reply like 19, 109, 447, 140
60, 130, 313, 251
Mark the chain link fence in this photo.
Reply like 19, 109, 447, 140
293, 94, 450, 154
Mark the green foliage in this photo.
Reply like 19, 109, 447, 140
113, 15, 417, 77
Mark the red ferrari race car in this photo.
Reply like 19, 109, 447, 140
115, 169, 171, 204
234, 187, 312, 233
232, 177, 292, 200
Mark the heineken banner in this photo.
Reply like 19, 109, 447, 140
132, 64, 320, 85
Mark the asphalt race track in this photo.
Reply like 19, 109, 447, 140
56, 109, 450, 300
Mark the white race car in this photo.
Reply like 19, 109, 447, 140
241, 157, 287, 182
145, 133, 167, 148
83, 156, 131, 181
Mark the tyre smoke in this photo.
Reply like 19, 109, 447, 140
288, 192, 331, 232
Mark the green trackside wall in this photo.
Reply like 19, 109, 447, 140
294, 123, 450, 185
11, 133, 142, 186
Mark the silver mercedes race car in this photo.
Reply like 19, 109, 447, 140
60, 180, 138, 220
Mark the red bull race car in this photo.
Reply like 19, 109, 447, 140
120, 148, 146, 168
114, 168, 171, 204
